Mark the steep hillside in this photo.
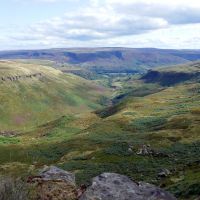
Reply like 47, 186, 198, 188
0, 60, 110, 131
1, 48, 200, 74
141, 61, 200, 86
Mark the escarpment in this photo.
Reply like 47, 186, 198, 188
0, 73, 43, 83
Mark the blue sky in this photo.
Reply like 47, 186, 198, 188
1, 0, 88, 24
1, 0, 200, 50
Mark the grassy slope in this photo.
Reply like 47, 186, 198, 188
141, 61, 200, 86
0, 61, 199, 199
0, 60, 110, 131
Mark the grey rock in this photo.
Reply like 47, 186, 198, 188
128, 147, 133, 152
39, 165, 75, 185
158, 169, 171, 178
79, 173, 176, 200
136, 144, 169, 157
137, 144, 154, 156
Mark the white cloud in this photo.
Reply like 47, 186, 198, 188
2, 0, 200, 49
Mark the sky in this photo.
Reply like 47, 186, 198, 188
1, 0, 200, 50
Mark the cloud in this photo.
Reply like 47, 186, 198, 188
22, 0, 200, 41
30, 16, 167, 41
108, 0, 200, 25
2, 0, 200, 49
17, 1, 169, 42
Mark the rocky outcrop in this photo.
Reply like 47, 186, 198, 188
137, 144, 154, 156
80, 173, 176, 200
28, 166, 176, 200
158, 169, 171, 178
0, 73, 42, 83
28, 166, 77, 200
141, 69, 200, 86
0, 130, 17, 137
137, 144, 169, 157
38, 166, 75, 184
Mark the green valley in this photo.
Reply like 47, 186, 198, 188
0, 58, 199, 199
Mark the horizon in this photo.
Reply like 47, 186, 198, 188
1, 0, 200, 50
1, 47, 200, 52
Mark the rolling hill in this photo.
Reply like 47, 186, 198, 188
0, 60, 200, 200
0, 60, 110, 131
1, 48, 200, 75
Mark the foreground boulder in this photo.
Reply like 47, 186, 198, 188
28, 167, 176, 200
80, 173, 176, 200
28, 166, 77, 200
39, 165, 75, 184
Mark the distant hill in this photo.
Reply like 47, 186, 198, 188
0, 60, 109, 131
1, 48, 200, 74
